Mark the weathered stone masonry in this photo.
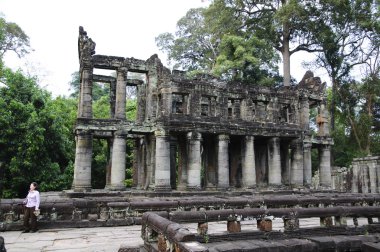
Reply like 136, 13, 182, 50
73, 27, 333, 192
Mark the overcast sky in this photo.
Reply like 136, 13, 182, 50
0, 0, 328, 97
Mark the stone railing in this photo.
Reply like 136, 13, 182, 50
1, 193, 380, 231
139, 206, 380, 252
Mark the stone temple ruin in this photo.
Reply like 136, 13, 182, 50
3, 27, 380, 252
73, 27, 333, 192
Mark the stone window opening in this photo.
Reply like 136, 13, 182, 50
172, 94, 184, 114
201, 96, 211, 116
279, 104, 290, 123
172, 93, 188, 114
228, 99, 233, 118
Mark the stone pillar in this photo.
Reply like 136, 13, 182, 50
170, 137, 177, 189
362, 164, 369, 193
300, 96, 310, 130
217, 134, 230, 189
148, 135, 156, 189
377, 162, 380, 193
303, 142, 312, 187
352, 161, 359, 193
105, 138, 113, 188
187, 132, 202, 190
78, 66, 93, 118
268, 137, 281, 186
177, 136, 188, 191
136, 84, 146, 123
161, 86, 172, 117
110, 80, 116, 118
281, 142, 290, 185
115, 67, 127, 119
109, 131, 126, 190
290, 139, 304, 187
319, 145, 332, 188
137, 138, 146, 190
73, 130, 93, 191
368, 160, 377, 193
242, 136, 256, 188
155, 131, 171, 191
317, 102, 330, 137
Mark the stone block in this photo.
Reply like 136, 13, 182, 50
284, 217, 300, 231
72, 210, 82, 221
87, 214, 98, 221
257, 219, 272, 232
277, 238, 318, 252
320, 216, 333, 227
4, 211, 15, 223
227, 220, 241, 233
362, 242, 380, 252
197, 222, 208, 235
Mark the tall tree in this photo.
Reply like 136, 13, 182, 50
307, 0, 378, 131
206, 0, 321, 86
0, 16, 31, 59
156, 8, 220, 71
0, 67, 76, 197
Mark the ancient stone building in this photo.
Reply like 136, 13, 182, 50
73, 27, 333, 192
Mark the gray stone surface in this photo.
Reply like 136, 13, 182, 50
1, 226, 143, 252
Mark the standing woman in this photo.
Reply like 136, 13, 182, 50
22, 182, 40, 233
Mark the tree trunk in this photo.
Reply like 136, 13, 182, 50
330, 79, 337, 132
282, 22, 291, 87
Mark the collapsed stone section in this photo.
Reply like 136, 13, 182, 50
73, 27, 333, 192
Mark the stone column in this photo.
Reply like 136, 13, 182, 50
290, 139, 304, 187
300, 96, 310, 130
281, 142, 290, 185
368, 159, 377, 193
319, 145, 332, 188
303, 142, 312, 187
105, 139, 113, 188
115, 67, 127, 119
109, 131, 126, 190
217, 134, 230, 189
78, 66, 93, 118
110, 80, 116, 118
362, 164, 369, 193
161, 87, 172, 117
73, 130, 93, 191
136, 84, 146, 123
187, 132, 202, 190
177, 136, 188, 191
317, 102, 330, 137
377, 162, 380, 193
137, 138, 146, 190
147, 135, 156, 189
352, 161, 359, 193
268, 137, 281, 186
155, 131, 171, 191
170, 137, 177, 189
242, 136, 256, 188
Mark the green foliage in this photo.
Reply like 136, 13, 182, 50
0, 67, 77, 197
214, 35, 280, 85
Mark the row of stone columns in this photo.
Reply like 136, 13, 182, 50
153, 131, 332, 191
